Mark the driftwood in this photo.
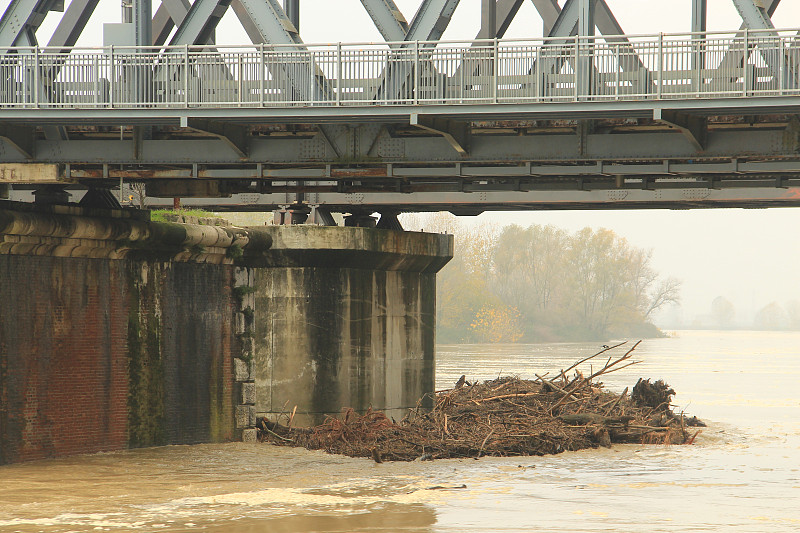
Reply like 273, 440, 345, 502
258, 342, 704, 462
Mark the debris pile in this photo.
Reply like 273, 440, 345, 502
257, 341, 705, 462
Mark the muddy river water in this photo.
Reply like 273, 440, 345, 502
1, 330, 798, 532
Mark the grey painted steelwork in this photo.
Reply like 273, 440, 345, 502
359, 0, 408, 42
2, 0, 800, 213
405, 0, 461, 43
169, 0, 230, 45
3, 29, 800, 109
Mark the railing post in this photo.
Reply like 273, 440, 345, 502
238, 53, 243, 107
743, 28, 749, 97
94, 55, 100, 105
109, 45, 114, 108
493, 38, 499, 103
535, 44, 542, 100
336, 42, 342, 106
414, 40, 420, 105
33, 46, 39, 108
574, 35, 580, 101
184, 44, 189, 108
615, 43, 620, 100
779, 37, 785, 94
259, 43, 265, 107
657, 33, 663, 100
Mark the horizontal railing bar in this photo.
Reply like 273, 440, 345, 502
0, 27, 798, 53
2, 30, 800, 111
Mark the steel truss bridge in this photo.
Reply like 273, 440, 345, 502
2, 0, 800, 216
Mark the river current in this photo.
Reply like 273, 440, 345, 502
1, 330, 798, 532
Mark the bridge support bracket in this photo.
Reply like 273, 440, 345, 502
186, 118, 249, 158
654, 109, 707, 152
410, 113, 469, 156
0, 125, 35, 159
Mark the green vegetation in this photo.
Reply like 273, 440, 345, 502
150, 208, 222, 222
126, 266, 166, 448
233, 285, 257, 304
226, 243, 244, 260
403, 213, 680, 343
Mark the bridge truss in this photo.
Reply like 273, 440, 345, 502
2, 0, 800, 216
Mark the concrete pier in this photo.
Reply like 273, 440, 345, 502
252, 226, 453, 426
0, 201, 453, 463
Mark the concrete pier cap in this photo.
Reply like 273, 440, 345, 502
252, 225, 454, 427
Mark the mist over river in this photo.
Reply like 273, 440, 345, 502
1, 330, 798, 532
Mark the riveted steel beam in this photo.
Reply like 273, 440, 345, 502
46, 0, 99, 49
405, 0, 461, 42
152, 0, 191, 46
169, 0, 231, 45
732, 0, 775, 31
0, 0, 56, 47
158, 185, 800, 213
231, 0, 302, 46
359, 0, 409, 42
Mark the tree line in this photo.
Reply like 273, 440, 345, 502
402, 213, 680, 343
705, 296, 800, 330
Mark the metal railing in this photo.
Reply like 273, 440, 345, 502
2, 28, 800, 110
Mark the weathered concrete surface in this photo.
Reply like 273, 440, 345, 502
253, 226, 453, 426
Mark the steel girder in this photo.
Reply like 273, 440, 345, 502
46, 0, 98, 50
169, 0, 231, 45
480, 0, 497, 39
405, 0, 461, 43
168, 186, 800, 214
359, 0, 409, 43
0, 0, 61, 47
152, 0, 191, 45
1, 119, 796, 166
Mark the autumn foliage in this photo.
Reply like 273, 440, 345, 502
402, 213, 680, 343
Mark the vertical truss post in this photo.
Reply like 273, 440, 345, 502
692, 0, 707, 92
691, 0, 707, 33
480, 0, 497, 39
284, 0, 299, 30
578, 0, 594, 37
134, 0, 153, 46
577, 0, 595, 98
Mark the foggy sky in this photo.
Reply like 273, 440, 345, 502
9, 0, 800, 324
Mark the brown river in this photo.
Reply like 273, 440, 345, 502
1, 330, 799, 532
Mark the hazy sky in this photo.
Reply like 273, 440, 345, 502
9, 0, 800, 323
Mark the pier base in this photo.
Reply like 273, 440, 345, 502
253, 226, 453, 426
